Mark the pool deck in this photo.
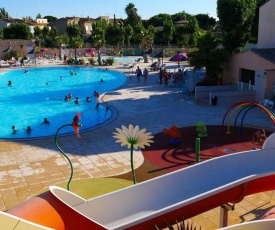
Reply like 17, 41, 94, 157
0, 60, 275, 229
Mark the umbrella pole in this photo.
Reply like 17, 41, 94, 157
162, 49, 164, 67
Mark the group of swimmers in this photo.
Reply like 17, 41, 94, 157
64, 93, 95, 104
70, 70, 77, 75
64, 93, 73, 101
12, 118, 50, 134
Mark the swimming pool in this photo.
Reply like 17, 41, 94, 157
0, 67, 126, 139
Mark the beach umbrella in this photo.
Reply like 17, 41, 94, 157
27, 49, 42, 64
86, 48, 95, 57
153, 50, 164, 58
143, 48, 152, 55
40, 48, 48, 52
169, 53, 188, 62
86, 48, 93, 53
2, 46, 16, 53
169, 52, 188, 67
27, 49, 42, 55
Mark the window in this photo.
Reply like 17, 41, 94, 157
240, 68, 255, 85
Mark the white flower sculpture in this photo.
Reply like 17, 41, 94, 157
113, 124, 154, 184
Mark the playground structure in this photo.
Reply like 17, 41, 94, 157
5, 131, 275, 230
222, 102, 275, 134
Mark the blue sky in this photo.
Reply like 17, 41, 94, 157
1, 0, 217, 20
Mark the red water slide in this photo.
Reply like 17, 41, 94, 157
8, 149, 275, 230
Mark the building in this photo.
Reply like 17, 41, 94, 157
49, 17, 93, 38
223, 0, 275, 101
0, 18, 49, 34
0, 39, 34, 60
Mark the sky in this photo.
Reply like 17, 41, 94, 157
1, 0, 218, 20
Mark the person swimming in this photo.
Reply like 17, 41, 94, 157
8, 80, 12, 86
12, 126, 18, 134
26, 126, 32, 133
86, 96, 91, 102
74, 97, 80, 104
67, 93, 73, 100
41, 118, 50, 125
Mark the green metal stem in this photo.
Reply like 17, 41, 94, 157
195, 138, 201, 162
54, 124, 74, 191
130, 144, 136, 184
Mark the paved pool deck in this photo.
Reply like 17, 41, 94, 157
0, 59, 275, 229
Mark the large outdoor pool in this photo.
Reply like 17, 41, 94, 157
0, 66, 126, 139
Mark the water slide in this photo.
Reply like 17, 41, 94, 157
0, 211, 53, 230
7, 134, 275, 230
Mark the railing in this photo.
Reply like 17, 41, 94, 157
238, 81, 255, 91
80, 106, 111, 129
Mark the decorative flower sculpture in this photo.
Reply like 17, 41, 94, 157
55, 112, 82, 191
163, 125, 181, 140
113, 124, 154, 184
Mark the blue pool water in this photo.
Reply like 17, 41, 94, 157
109, 56, 143, 63
0, 67, 126, 139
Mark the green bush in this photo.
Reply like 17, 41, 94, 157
4, 51, 21, 60
105, 58, 114, 65
78, 58, 85, 65
66, 57, 73, 64
89, 58, 95, 65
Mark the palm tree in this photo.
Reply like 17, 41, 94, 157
0, 8, 9, 19
90, 19, 107, 65
125, 3, 138, 18
188, 32, 228, 85
55, 34, 69, 58
69, 36, 83, 62
140, 28, 154, 63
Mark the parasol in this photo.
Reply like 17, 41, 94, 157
169, 52, 188, 67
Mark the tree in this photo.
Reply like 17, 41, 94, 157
22, 16, 33, 21
124, 24, 133, 47
55, 34, 69, 58
188, 32, 228, 85
171, 11, 191, 22
36, 13, 42, 19
140, 25, 155, 63
3, 23, 32, 39
0, 28, 2, 39
162, 18, 174, 46
124, 3, 143, 44
195, 14, 216, 31
66, 24, 82, 39
0, 8, 9, 19
89, 19, 107, 65
33, 26, 43, 47
69, 36, 83, 61
148, 14, 172, 27
44, 27, 58, 48
124, 3, 142, 27
106, 23, 124, 48
43, 15, 57, 22
217, 0, 256, 54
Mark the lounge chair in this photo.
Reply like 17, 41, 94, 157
150, 62, 159, 71
135, 57, 143, 63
